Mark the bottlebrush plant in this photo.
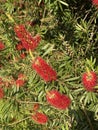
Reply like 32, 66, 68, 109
92, 0, 98, 6
14, 24, 41, 51
31, 112, 48, 125
0, 88, 4, 99
46, 90, 71, 110
82, 71, 97, 91
0, 42, 5, 50
0, 0, 98, 130
32, 57, 57, 82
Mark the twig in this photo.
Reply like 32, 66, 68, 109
8, 116, 30, 126
0, 116, 30, 127
5, 96, 47, 105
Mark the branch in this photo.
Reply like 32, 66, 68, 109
8, 116, 30, 126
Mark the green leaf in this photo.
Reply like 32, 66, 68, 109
42, 44, 55, 56
64, 77, 80, 82
57, 0, 69, 7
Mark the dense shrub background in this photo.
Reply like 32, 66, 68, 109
0, 0, 98, 130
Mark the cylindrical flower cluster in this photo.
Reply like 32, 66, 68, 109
0, 41, 5, 50
14, 25, 41, 51
0, 87, 4, 99
15, 73, 26, 87
82, 71, 97, 91
46, 90, 71, 110
32, 57, 57, 82
31, 112, 48, 124
92, 0, 98, 6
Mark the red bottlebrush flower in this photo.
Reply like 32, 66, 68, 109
15, 73, 26, 87
33, 103, 39, 111
18, 73, 26, 79
60, 94, 71, 109
46, 90, 71, 110
82, 71, 97, 91
92, 0, 98, 6
0, 42, 5, 50
16, 42, 24, 50
33, 35, 41, 44
14, 25, 41, 51
32, 57, 57, 82
31, 112, 48, 124
15, 79, 25, 87
0, 87, 4, 99
20, 53, 26, 59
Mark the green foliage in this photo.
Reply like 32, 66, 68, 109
0, 0, 98, 130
